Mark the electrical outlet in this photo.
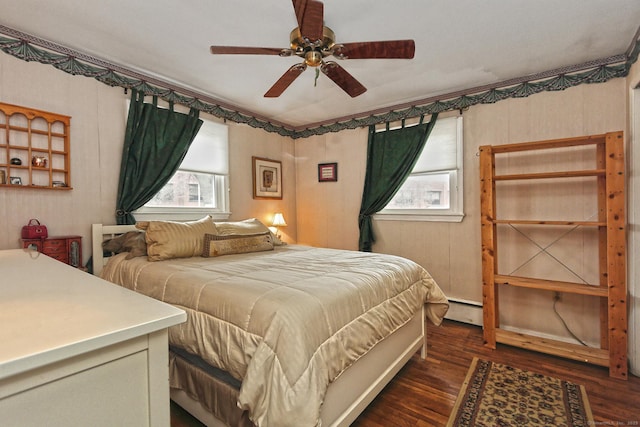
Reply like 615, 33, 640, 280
553, 291, 562, 302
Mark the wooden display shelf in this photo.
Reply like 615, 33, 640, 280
480, 131, 627, 379
489, 133, 609, 153
495, 328, 610, 367
493, 219, 605, 226
494, 169, 605, 180
0, 184, 71, 190
494, 274, 608, 297
0, 102, 71, 190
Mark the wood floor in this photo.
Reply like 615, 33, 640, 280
171, 319, 640, 426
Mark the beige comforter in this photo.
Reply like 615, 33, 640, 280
101, 245, 448, 427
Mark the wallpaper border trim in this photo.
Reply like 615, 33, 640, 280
0, 24, 638, 139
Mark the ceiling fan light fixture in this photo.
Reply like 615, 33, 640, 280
304, 50, 323, 67
290, 26, 335, 52
211, 1, 415, 98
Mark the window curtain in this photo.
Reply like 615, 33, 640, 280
358, 113, 438, 251
115, 89, 203, 224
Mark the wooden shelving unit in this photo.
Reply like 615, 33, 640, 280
479, 131, 627, 379
0, 102, 71, 190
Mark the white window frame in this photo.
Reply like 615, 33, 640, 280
133, 112, 231, 222
376, 115, 464, 223
135, 174, 230, 222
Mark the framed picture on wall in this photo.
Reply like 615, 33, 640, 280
318, 163, 338, 182
252, 156, 282, 199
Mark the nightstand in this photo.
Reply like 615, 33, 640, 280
22, 235, 83, 268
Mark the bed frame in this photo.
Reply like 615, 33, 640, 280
92, 223, 427, 427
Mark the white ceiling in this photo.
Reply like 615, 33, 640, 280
1, 0, 639, 129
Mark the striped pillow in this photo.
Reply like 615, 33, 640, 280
144, 216, 217, 261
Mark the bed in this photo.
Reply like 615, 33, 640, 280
92, 218, 449, 427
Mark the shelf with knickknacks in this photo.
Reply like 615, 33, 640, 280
0, 102, 72, 190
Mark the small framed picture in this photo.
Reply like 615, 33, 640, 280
318, 163, 338, 182
252, 157, 282, 199
10, 176, 22, 185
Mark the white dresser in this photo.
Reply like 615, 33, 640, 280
0, 249, 186, 426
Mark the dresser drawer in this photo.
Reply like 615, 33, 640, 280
20, 236, 83, 269
46, 252, 69, 263
43, 239, 66, 254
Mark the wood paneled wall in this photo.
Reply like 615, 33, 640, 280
295, 78, 627, 353
0, 53, 297, 261
0, 45, 634, 374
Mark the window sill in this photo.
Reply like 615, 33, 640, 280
374, 212, 465, 223
133, 208, 231, 222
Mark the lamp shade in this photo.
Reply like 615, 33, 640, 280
272, 213, 287, 227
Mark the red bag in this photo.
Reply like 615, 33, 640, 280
21, 219, 48, 239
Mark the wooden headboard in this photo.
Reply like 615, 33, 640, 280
91, 224, 137, 276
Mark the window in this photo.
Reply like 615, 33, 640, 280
188, 182, 200, 203
378, 115, 464, 222
146, 171, 214, 208
135, 117, 230, 221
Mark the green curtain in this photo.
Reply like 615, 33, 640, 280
115, 89, 203, 224
358, 113, 438, 251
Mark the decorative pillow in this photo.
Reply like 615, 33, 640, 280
102, 231, 147, 260
214, 218, 284, 245
202, 233, 274, 257
144, 216, 217, 261
209, 233, 267, 240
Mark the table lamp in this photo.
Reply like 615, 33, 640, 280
271, 213, 287, 239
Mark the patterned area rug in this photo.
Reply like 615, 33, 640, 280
447, 358, 594, 427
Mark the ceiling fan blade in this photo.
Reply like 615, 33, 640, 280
210, 46, 289, 55
264, 63, 307, 97
320, 61, 367, 98
292, 0, 324, 42
334, 40, 415, 59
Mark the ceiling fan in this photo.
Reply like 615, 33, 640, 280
210, 0, 415, 98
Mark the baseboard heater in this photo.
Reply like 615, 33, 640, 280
444, 298, 483, 326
